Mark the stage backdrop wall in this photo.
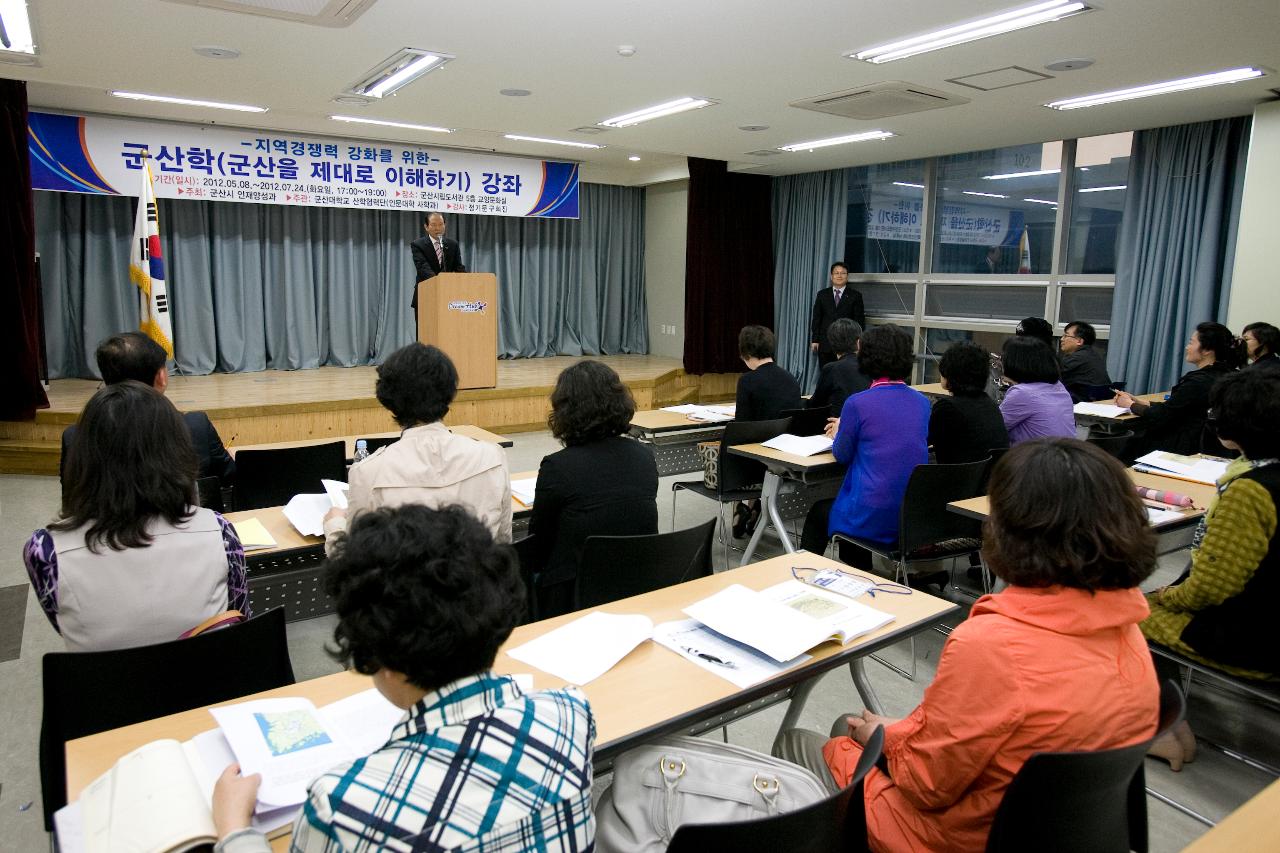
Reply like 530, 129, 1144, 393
35, 182, 648, 378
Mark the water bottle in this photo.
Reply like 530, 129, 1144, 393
353, 439, 369, 463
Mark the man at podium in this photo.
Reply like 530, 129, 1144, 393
410, 211, 466, 310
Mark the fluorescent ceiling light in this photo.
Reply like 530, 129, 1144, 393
351, 48, 453, 99
109, 91, 267, 113
1045, 67, 1265, 110
504, 134, 603, 149
893, 181, 925, 189
849, 0, 1089, 64
331, 116, 452, 133
1078, 185, 1126, 193
0, 0, 36, 55
599, 97, 715, 128
1023, 198, 1059, 206
779, 130, 895, 152
983, 168, 1059, 180
963, 190, 1008, 199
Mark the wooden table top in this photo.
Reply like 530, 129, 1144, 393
630, 409, 731, 434
65, 552, 957, 844
228, 425, 512, 458
1184, 777, 1280, 851
225, 506, 324, 556
947, 468, 1216, 523
727, 442, 840, 470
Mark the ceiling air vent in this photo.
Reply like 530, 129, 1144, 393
162, 0, 376, 27
571, 126, 611, 135
790, 81, 969, 120
744, 149, 783, 157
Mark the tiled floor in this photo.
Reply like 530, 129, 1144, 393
0, 429, 1274, 850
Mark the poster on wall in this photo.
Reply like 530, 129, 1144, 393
27, 111, 580, 218
863, 196, 1025, 247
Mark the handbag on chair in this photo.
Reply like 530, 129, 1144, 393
697, 441, 721, 489
595, 735, 829, 853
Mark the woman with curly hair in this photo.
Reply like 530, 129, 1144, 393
530, 360, 659, 616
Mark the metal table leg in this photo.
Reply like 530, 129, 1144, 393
740, 470, 785, 565
849, 658, 885, 715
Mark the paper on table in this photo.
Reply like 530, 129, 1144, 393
653, 619, 808, 688
660, 404, 701, 414
1134, 451, 1230, 485
761, 433, 834, 457
322, 479, 349, 510
1145, 506, 1187, 527
704, 404, 736, 416
318, 689, 405, 759
511, 477, 537, 508
1073, 402, 1130, 418
687, 407, 734, 423
231, 517, 278, 551
282, 493, 333, 537
507, 611, 653, 684
189, 730, 301, 830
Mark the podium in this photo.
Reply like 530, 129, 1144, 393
416, 273, 498, 390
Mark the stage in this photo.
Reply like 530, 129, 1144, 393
0, 355, 739, 475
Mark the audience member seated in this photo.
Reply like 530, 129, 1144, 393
323, 343, 512, 548
999, 336, 1076, 444
211, 504, 594, 852
59, 332, 235, 488
807, 318, 870, 416
24, 381, 248, 652
987, 317, 1054, 401
929, 341, 1009, 464
530, 360, 659, 617
1116, 321, 1238, 458
799, 324, 929, 570
1241, 321, 1280, 373
778, 439, 1159, 852
1058, 320, 1113, 400
735, 324, 802, 421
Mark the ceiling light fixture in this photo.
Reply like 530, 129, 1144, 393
1045, 67, 1265, 110
848, 0, 1089, 64
963, 190, 1009, 198
331, 115, 452, 133
599, 97, 715, 128
628, 155, 641, 161
778, 130, 895, 152
109, 91, 267, 113
983, 168, 1059, 180
504, 134, 603, 149
893, 181, 925, 189
0, 0, 37, 56
1023, 197, 1059, 205
1078, 185, 1126, 192
350, 48, 453, 99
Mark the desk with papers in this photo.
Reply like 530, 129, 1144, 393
64, 552, 957, 851
227, 424, 513, 459
727, 443, 844, 565
630, 406, 734, 476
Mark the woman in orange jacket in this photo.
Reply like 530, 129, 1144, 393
779, 439, 1162, 853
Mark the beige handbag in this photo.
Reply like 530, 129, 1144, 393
697, 441, 721, 489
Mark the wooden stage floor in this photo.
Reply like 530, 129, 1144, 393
1, 355, 738, 475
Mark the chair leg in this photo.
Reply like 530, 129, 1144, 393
671, 488, 679, 530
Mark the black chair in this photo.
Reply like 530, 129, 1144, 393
779, 407, 829, 437
39, 608, 295, 830
666, 725, 884, 853
512, 533, 540, 624
978, 446, 1010, 491
985, 679, 1184, 853
671, 417, 792, 567
233, 441, 347, 510
194, 475, 224, 512
576, 518, 717, 609
1073, 380, 1127, 402
1087, 429, 1135, 460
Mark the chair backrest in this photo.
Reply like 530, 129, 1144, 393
39, 608, 295, 829
512, 534, 539, 624
1086, 429, 1135, 460
779, 407, 828, 437
898, 458, 992, 556
978, 446, 1010, 491
1074, 383, 1122, 402
194, 475, 224, 512
718, 417, 793, 494
985, 680, 1184, 853
576, 518, 717, 609
666, 726, 884, 853
233, 441, 347, 510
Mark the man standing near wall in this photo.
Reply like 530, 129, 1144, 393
810, 262, 866, 369
410, 211, 467, 313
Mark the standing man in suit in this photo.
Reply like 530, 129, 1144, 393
59, 332, 235, 488
810, 262, 866, 370
410, 211, 466, 312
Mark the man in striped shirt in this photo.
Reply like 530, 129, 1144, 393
212, 504, 595, 852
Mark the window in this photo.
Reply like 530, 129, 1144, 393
917, 329, 1011, 384
846, 160, 926, 273
1066, 132, 1132, 274
932, 143, 1061, 275
855, 281, 916, 318
924, 283, 1048, 321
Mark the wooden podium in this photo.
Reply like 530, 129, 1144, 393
416, 273, 498, 390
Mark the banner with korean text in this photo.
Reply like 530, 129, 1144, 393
863, 196, 1025, 247
28, 111, 579, 218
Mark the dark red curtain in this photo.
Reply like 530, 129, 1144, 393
683, 157, 775, 374
0, 79, 48, 419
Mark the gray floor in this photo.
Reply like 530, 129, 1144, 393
1, 430, 1275, 850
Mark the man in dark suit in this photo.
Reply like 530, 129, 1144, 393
59, 332, 235, 487
810, 262, 866, 369
409, 211, 466, 311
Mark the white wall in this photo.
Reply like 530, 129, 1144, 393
644, 179, 689, 358
1228, 101, 1280, 330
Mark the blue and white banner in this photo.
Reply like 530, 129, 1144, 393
864, 197, 1025, 247
28, 111, 579, 218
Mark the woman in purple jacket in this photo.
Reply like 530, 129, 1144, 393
999, 336, 1076, 445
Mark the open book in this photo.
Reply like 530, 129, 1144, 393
683, 581, 894, 663
63, 689, 403, 853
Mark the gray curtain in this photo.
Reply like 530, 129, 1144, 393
1109, 117, 1250, 393
35, 182, 648, 378
771, 169, 849, 391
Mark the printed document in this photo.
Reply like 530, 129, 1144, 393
653, 619, 808, 687
507, 611, 653, 684
761, 433, 834, 457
